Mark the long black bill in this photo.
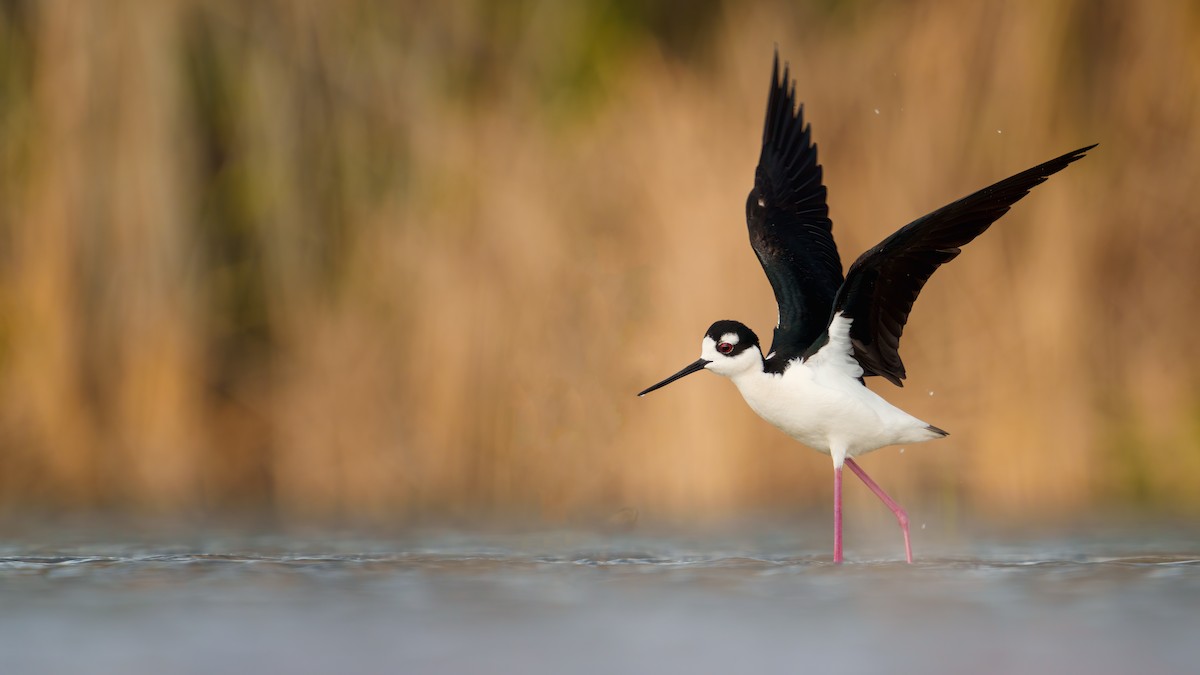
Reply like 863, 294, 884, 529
637, 359, 711, 397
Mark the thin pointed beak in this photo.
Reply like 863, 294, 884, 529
637, 359, 711, 397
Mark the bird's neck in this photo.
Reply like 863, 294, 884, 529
728, 355, 786, 394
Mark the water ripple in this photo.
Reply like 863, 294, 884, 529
0, 533, 1196, 674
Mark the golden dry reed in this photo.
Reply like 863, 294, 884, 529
0, 0, 1196, 525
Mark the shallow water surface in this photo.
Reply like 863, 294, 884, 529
0, 529, 1197, 674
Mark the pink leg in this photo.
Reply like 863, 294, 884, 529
833, 464, 843, 563
845, 458, 913, 564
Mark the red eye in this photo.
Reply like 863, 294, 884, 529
717, 342, 734, 355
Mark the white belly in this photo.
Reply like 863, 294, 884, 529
730, 361, 940, 461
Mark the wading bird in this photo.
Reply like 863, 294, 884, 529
638, 52, 1094, 563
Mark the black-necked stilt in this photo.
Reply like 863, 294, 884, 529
638, 52, 1095, 563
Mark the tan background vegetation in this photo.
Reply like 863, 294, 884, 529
0, 0, 1197, 526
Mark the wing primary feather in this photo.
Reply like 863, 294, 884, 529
829, 144, 1097, 386
746, 51, 844, 372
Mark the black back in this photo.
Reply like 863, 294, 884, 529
746, 52, 844, 371
830, 144, 1097, 386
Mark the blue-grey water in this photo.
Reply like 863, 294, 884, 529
1, 525, 1197, 674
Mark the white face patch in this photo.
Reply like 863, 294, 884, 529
699, 333, 761, 379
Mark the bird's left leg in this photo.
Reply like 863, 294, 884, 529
832, 461, 844, 564
844, 458, 912, 563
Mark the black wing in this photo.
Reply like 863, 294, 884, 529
831, 144, 1097, 386
746, 52, 844, 368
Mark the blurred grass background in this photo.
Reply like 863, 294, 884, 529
0, 0, 1196, 527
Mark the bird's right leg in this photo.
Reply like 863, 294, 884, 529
845, 457, 912, 564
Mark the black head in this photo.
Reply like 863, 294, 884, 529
704, 320, 761, 358
637, 320, 763, 397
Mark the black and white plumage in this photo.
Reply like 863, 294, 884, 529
639, 52, 1094, 563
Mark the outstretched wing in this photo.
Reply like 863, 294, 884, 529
831, 144, 1097, 386
746, 52, 844, 368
